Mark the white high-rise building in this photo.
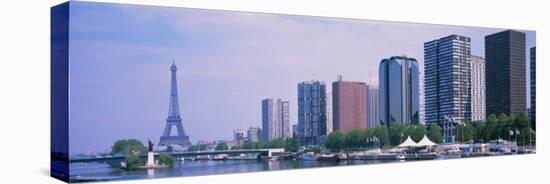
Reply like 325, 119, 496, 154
262, 98, 290, 141
326, 92, 333, 133
424, 35, 472, 126
366, 86, 379, 128
419, 73, 426, 124
471, 55, 486, 122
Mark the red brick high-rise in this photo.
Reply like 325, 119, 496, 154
332, 75, 368, 133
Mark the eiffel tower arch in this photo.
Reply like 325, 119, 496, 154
158, 61, 192, 148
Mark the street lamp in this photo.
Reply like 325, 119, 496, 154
515, 129, 520, 145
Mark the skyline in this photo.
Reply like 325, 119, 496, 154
68, 1, 536, 154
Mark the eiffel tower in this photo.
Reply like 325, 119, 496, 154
158, 61, 192, 148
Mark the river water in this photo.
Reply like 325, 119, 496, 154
70, 159, 400, 182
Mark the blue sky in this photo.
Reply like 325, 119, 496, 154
67, 1, 535, 154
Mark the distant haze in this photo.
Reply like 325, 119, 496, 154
68, 2, 535, 154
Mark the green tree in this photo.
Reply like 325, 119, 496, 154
158, 154, 175, 168
284, 134, 299, 152
242, 142, 259, 149
498, 113, 509, 124
188, 144, 207, 151
512, 111, 531, 129
487, 114, 498, 125
390, 124, 407, 146
371, 126, 390, 147
215, 143, 229, 151
344, 129, 367, 149
324, 131, 345, 151
406, 125, 426, 142
124, 154, 143, 170
456, 123, 475, 142
111, 139, 146, 155
427, 125, 443, 144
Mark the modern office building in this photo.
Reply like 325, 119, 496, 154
298, 80, 327, 145
246, 127, 261, 142
234, 129, 246, 143
471, 55, 486, 122
332, 75, 368, 133
326, 92, 333, 134
366, 85, 379, 128
530, 46, 536, 129
419, 73, 426, 124
261, 98, 291, 141
485, 30, 526, 116
424, 35, 472, 126
292, 124, 299, 136
379, 56, 420, 129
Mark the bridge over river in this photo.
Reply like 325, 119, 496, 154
70, 149, 285, 163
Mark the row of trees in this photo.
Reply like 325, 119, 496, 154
232, 134, 299, 152
324, 125, 442, 151
325, 126, 391, 151
324, 112, 535, 151
457, 112, 535, 145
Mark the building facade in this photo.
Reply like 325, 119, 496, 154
261, 98, 291, 141
379, 56, 420, 129
419, 73, 426, 124
234, 129, 246, 143
485, 30, 526, 116
298, 80, 327, 145
530, 46, 536, 129
332, 75, 368, 133
366, 85, 379, 128
326, 92, 333, 134
424, 35, 472, 126
246, 127, 261, 142
471, 55, 486, 122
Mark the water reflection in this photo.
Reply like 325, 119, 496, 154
70, 159, 398, 181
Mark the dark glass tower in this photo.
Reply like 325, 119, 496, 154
485, 30, 526, 116
379, 56, 420, 130
297, 81, 327, 145
530, 47, 536, 129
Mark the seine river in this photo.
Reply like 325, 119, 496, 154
70, 159, 399, 181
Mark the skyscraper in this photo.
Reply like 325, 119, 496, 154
424, 35, 471, 126
298, 80, 327, 145
247, 127, 261, 142
366, 85, 379, 128
379, 56, 420, 129
530, 46, 536, 129
326, 92, 333, 134
485, 30, 526, 116
332, 75, 368, 133
418, 73, 426, 124
471, 55, 486, 122
262, 98, 290, 141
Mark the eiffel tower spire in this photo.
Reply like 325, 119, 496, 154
159, 61, 191, 147
168, 61, 181, 119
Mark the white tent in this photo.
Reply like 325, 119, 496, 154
417, 135, 437, 147
397, 136, 419, 148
